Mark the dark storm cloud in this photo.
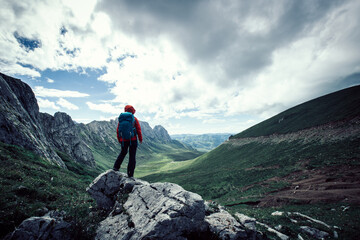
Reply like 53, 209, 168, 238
97, 0, 346, 85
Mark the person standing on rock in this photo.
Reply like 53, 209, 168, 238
113, 105, 143, 178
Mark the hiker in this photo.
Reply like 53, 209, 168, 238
113, 105, 143, 178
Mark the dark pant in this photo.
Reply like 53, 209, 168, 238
113, 140, 138, 177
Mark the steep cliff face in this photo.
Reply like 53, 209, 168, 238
0, 73, 65, 168
39, 112, 95, 167
153, 125, 172, 143
0, 72, 95, 167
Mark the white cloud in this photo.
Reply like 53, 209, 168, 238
47, 78, 55, 83
86, 101, 121, 114
34, 86, 89, 98
2, 0, 360, 134
37, 98, 59, 110
57, 98, 79, 110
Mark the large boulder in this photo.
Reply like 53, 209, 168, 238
87, 170, 263, 240
4, 211, 73, 240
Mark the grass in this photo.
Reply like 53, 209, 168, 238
0, 137, 202, 239
228, 203, 360, 240
143, 138, 360, 203
0, 142, 105, 239
142, 137, 360, 239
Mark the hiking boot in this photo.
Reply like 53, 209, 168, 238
113, 168, 119, 172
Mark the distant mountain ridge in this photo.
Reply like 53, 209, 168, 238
171, 133, 232, 152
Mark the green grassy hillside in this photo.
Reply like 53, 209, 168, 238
233, 85, 360, 138
0, 142, 105, 239
142, 85, 360, 239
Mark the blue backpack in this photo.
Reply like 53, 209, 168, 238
118, 112, 136, 140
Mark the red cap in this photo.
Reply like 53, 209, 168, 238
124, 105, 136, 114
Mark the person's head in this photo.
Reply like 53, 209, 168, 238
124, 105, 136, 114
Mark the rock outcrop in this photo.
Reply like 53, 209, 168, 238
0, 73, 65, 167
39, 112, 95, 167
87, 170, 264, 240
153, 125, 172, 143
0, 72, 95, 167
4, 211, 74, 240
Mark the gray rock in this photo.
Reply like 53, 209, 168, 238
95, 178, 208, 239
39, 112, 95, 166
4, 211, 73, 240
206, 210, 247, 240
235, 212, 257, 230
139, 121, 157, 140
86, 170, 127, 209
0, 73, 65, 168
153, 125, 172, 143
0, 72, 95, 168
88, 170, 263, 240
300, 226, 329, 239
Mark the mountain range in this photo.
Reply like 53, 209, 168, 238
0, 72, 200, 175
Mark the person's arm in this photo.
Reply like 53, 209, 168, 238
135, 117, 143, 143
116, 122, 121, 143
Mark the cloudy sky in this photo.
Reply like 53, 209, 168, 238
1, 0, 360, 134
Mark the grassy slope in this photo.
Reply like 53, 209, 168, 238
0, 142, 105, 239
143, 85, 360, 239
143, 139, 360, 203
234, 85, 360, 138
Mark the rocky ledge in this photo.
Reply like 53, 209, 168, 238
86, 170, 264, 240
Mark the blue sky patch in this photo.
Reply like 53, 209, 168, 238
13, 32, 41, 51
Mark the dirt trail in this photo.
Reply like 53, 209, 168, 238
226, 116, 360, 207
259, 164, 360, 207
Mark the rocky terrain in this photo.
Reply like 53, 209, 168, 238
6, 170, 344, 240
0, 73, 65, 167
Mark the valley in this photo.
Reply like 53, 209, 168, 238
171, 133, 232, 152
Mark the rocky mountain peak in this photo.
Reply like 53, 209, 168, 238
153, 125, 172, 143
0, 72, 39, 121
0, 72, 95, 167
0, 73, 65, 167
53, 112, 75, 128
